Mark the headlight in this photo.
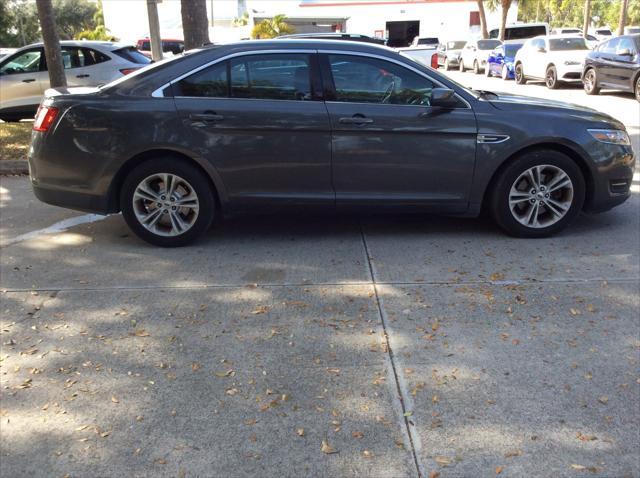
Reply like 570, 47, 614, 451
588, 129, 631, 145
564, 60, 581, 65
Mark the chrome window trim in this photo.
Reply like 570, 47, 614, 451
320, 49, 471, 109
151, 49, 318, 98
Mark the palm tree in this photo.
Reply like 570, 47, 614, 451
35, 0, 66, 87
476, 0, 489, 38
583, 0, 592, 37
251, 14, 295, 39
181, 0, 210, 50
486, 0, 513, 41
617, 0, 629, 35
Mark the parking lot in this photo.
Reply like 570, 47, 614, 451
1, 72, 639, 478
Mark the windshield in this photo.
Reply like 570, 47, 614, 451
504, 44, 523, 56
447, 41, 466, 49
549, 37, 588, 50
401, 49, 435, 66
478, 40, 502, 50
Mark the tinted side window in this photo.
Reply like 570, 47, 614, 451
617, 37, 636, 54
328, 54, 435, 106
82, 48, 110, 65
600, 38, 619, 54
229, 54, 311, 101
175, 61, 228, 97
0, 49, 42, 75
112, 47, 151, 65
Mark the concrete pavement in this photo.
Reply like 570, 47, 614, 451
0, 73, 639, 477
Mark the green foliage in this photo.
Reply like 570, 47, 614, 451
0, 0, 107, 48
251, 14, 295, 39
517, 0, 639, 28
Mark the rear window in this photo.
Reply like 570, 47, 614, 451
447, 41, 466, 49
504, 44, 523, 56
478, 40, 502, 50
418, 38, 439, 45
491, 25, 547, 40
113, 47, 151, 64
549, 37, 588, 50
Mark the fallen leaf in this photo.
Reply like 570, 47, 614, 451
504, 449, 523, 458
133, 329, 150, 337
435, 456, 451, 466
296, 428, 305, 437
571, 464, 587, 470
252, 305, 269, 315
214, 370, 235, 378
321, 439, 338, 454
496, 466, 504, 474
597, 396, 609, 404
428, 472, 441, 478
191, 362, 201, 372
362, 450, 374, 458
352, 431, 364, 439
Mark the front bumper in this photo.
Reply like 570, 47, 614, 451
584, 142, 635, 213
557, 63, 583, 82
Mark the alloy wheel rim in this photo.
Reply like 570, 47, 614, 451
132, 173, 199, 237
508, 164, 574, 229
546, 69, 555, 87
585, 71, 595, 92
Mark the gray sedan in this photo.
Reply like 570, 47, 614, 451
28, 40, 635, 246
0, 40, 150, 121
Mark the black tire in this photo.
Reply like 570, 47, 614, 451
444, 58, 450, 71
473, 60, 480, 74
635, 76, 640, 102
459, 60, 465, 72
515, 63, 527, 84
489, 150, 585, 238
545, 65, 559, 89
485, 63, 492, 76
501, 65, 509, 80
583, 68, 600, 95
120, 157, 215, 247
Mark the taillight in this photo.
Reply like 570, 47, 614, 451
33, 106, 59, 132
431, 52, 439, 69
119, 68, 139, 75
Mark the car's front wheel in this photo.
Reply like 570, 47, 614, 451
485, 63, 492, 76
515, 63, 527, 84
444, 58, 450, 70
501, 65, 509, 80
583, 68, 600, 95
489, 150, 585, 238
121, 158, 215, 247
459, 60, 465, 72
635, 76, 640, 102
545, 65, 559, 89
473, 60, 480, 74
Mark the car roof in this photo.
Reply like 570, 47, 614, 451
221, 38, 393, 53
18, 40, 134, 51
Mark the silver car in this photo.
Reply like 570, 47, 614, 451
0, 41, 150, 121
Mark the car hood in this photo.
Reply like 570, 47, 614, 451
547, 49, 590, 61
484, 92, 624, 127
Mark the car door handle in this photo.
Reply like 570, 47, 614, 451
339, 116, 373, 125
21, 78, 36, 83
189, 113, 224, 124
75, 74, 90, 78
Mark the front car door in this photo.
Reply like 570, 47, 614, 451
171, 51, 334, 209
0, 47, 47, 116
596, 37, 620, 85
320, 52, 477, 211
609, 36, 639, 89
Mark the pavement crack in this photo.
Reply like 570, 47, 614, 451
359, 222, 425, 478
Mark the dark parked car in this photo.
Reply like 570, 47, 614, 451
582, 34, 640, 101
29, 40, 635, 246
277, 33, 386, 45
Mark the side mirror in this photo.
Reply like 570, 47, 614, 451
617, 48, 633, 56
430, 88, 458, 108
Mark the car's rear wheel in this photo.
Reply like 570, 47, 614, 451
444, 58, 450, 70
515, 63, 527, 84
121, 158, 215, 247
635, 76, 640, 102
489, 150, 585, 238
459, 60, 465, 72
545, 66, 559, 89
473, 60, 480, 74
583, 68, 600, 95
485, 63, 492, 76
501, 65, 509, 80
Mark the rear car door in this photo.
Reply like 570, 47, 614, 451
0, 47, 47, 113
172, 51, 334, 209
321, 52, 477, 211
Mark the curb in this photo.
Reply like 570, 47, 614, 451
0, 160, 29, 175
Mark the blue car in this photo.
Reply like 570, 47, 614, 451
486, 42, 524, 80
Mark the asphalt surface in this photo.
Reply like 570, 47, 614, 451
0, 72, 639, 478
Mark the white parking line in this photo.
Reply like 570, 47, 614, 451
1, 213, 108, 247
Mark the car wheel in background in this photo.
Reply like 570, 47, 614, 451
515, 63, 527, 84
444, 58, 450, 70
485, 63, 491, 77
545, 66, 559, 89
583, 69, 600, 95
120, 158, 215, 247
459, 60, 465, 72
635, 76, 640, 102
473, 60, 480, 74
489, 150, 585, 238
501, 65, 509, 80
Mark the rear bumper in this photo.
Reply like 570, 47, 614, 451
32, 182, 111, 214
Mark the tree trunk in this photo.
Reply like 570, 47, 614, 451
617, 0, 629, 36
181, 0, 210, 50
35, 0, 66, 88
146, 0, 163, 61
499, 0, 511, 41
476, 0, 488, 39
582, 0, 591, 37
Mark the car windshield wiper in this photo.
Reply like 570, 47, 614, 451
474, 89, 499, 99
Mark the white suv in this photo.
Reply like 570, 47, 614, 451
0, 41, 151, 122
514, 35, 590, 89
